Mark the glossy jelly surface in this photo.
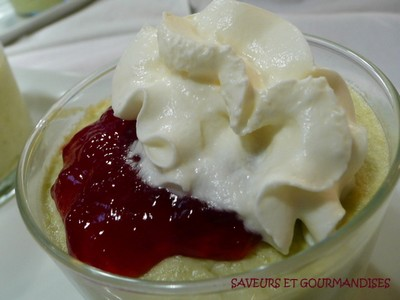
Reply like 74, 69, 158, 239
51, 108, 261, 277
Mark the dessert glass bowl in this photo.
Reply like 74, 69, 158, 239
16, 36, 400, 300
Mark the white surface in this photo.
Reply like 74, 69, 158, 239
1, 0, 399, 299
4, 0, 191, 75
0, 0, 95, 45
13, 67, 82, 124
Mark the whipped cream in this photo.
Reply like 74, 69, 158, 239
112, 0, 367, 254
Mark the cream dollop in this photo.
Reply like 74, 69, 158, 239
112, 0, 367, 254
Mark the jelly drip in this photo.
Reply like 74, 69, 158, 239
51, 107, 261, 277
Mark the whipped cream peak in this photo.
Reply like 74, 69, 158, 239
112, 0, 367, 254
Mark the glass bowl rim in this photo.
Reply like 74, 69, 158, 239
16, 34, 400, 294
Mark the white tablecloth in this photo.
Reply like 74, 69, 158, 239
5, 0, 400, 86
1, 1, 399, 299
5, 0, 190, 75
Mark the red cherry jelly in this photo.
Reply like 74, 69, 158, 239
51, 107, 261, 277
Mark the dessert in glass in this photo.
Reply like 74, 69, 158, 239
0, 43, 32, 206
17, 0, 399, 299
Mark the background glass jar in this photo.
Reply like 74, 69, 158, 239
0, 43, 32, 206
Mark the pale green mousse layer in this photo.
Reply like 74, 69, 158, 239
42, 90, 389, 281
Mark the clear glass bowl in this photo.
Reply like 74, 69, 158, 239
16, 36, 400, 300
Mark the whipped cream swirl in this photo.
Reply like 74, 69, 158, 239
112, 0, 367, 254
